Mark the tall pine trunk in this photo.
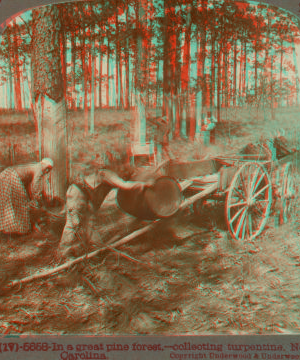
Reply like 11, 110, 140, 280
292, 36, 300, 106
174, 28, 182, 138
244, 40, 247, 100
13, 21, 22, 111
71, 29, 76, 110
98, 32, 103, 109
106, 36, 110, 108
115, 9, 120, 109
134, 0, 147, 145
217, 42, 222, 122
32, 5, 67, 201
233, 37, 237, 107
79, 27, 88, 133
90, 25, 95, 134
280, 40, 283, 106
181, 4, 192, 139
7, 28, 14, 110
196, 0, 207, 132
124, 6, 130, 110
210, 35, 215, 113
60, 30, 67, 107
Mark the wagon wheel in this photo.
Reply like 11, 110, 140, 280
279, 162, 297, 224
225, 162, 272, 242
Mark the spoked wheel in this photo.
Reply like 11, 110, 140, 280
279, 162, 297, 224
225, 162, 272, 242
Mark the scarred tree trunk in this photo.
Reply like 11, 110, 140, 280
32, 5, 67, 202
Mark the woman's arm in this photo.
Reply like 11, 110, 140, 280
30, 166, 44, 206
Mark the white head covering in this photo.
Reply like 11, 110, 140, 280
41, 158, 53, 169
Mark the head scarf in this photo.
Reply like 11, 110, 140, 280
41, 158, 54, 169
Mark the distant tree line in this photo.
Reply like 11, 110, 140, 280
0, 0, 299, 139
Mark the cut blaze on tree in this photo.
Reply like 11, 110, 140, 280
31, 5, 67, 202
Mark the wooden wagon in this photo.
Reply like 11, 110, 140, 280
151, 142, 298, 242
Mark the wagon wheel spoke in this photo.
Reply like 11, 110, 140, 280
251, 205, 263, 218
229, 206, 247, 225
247, 165, 257, 197
251, 173, 264, 198
241, 212, 247, 241
239, 168, 249, 199
229, 201, 247, 208
233, 183, 245, 200
251, 184, 269, 201
247, 213, 252, 239
234, 207, 247, 240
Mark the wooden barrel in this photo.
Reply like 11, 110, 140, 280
116, 176, 182, 220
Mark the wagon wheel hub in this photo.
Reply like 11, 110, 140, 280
247, 197, 255, 207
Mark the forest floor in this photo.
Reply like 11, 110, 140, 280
0, 105, 300, 334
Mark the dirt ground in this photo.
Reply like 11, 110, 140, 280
1, 105, 300, 335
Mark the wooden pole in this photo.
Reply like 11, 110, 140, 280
5, 220, 161, 290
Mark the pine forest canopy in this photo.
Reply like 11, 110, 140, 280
0, 0, 300, 119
